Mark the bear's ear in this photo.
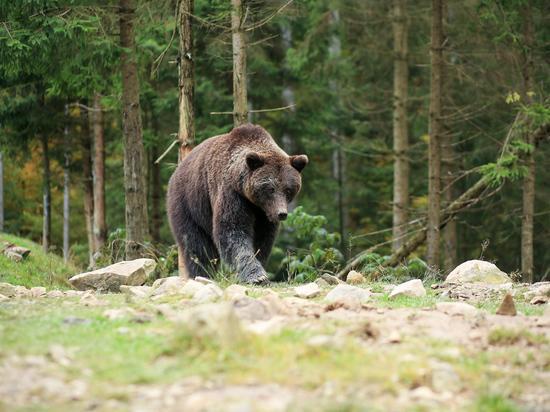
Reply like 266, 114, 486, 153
246, 152, 264, 171
290, 155, 308, 173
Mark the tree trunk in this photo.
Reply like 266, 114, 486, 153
41, 135, 51, 253
441, 1, 457, 271
0, 152, 3, 232
91, 93, 107, 252
521, 1, 535, 283
427, 0, 445, 269
63, 104, 70, 263
150, 145, 162, 244
120, 0, 149, 259
231, 0, 248, 126
82, 120, 95, 267
391, 0, 410, 252
177, 0, 195, 161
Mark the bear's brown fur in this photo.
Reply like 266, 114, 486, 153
167, 124, 308, 284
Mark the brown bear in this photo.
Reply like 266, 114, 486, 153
167, 124, 308, 284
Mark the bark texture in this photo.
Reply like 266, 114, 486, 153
231, 0, 248, 126
391, 0, 410, 252
91, 93, 107, 252
177, 0, 195, 161
521, 1, 535, 283
41, 135, 51, 253
120, 0, 149, 259
82, 122, 95, 266
427, 0, 445, 269
63, 104, 70, 263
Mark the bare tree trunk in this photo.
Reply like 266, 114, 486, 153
521, 1, 535, 283
231, 0, 248, 126
441, 1, 457, 271
63, 104, 70, 263
82, 120, 95, 266
0, 152, 3, 232
91, 93, 107, 253
391, 0, 410, 252
177, 0, 195, 161
120, 0, 149, 259
176, 0, 195, 277
427, 0, 445, 269
41, 135, 51, 253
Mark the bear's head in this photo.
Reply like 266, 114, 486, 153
243, 152, 308, 223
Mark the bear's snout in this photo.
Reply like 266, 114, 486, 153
278, 212, 288, 221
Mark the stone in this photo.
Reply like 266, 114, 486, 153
293, 282, 321, 299
389, 279, 426, 299
0, 293, 8, 302
68, 258, 156, 292
260, 291, 295, 316
180, 279, 206, 297
346, 270, 365, 285
0, 282, 18, 298
314, 278, 330, 288
151, 276, 187, 296
320, 273, 342, 285
530, 295, 549, 305
176, 303, 243, 344
232, 296, 273, 321
435, 302, 478, 317
387, 331, 401, 344
30, 287, 47, 298
103, 308, 137, 320
192, 283, 223, 303
120, 285, 153, 298
444, 260, 512, 285
224, 284, 249, 300
194, 276, 215, 285
13, 285, 30, 297
80, 292, 107, 307
46, 290, 64, 298
524, 282, 550, 301
324, 296, 362, 312
325, 284, 371, 303
4, 250, 23, 262
496, 293, 517, 316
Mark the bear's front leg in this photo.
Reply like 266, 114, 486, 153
213, 193, 269, 284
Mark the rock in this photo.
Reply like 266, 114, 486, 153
444, 260, 512, 285
325, 284, 371, 304
389, 279, 426, 299
260, 291, 295, 316
151, 276, 187, 297
48, 344, 73, 367
68, 258, 156, 292
314, 278, 330, 288
243, 317, 284, 336
0, 293, 8, 302
524, 282, 550, 301
382, 284, 397, 294
232, 296, 273, 321
0, 282, 18, 298
435, 302, 478, 317
320, 273, 342, 285
325, 296, 362, 312
176, 303, 243, 344
293, 282, 321, 299
120, 285, 153, 298
224, 284, 249, 300
103, 308, 137, 320
496, 293, 517, 316
80, 292, 107, 307
194, 276, 215, 285
30, 287, 47, 298
13, 285, 30, 297
192, 283, 223, 303
530, 295, 549, 305
387, 331, 401, 344
346, 270, 365, 285
4, 250, 23, 262
2, 244, 31, 258
46, 290, 64, 298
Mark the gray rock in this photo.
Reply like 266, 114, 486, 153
151, 277, 202, 298
524, 282, 550, 301
192, 283, 223, 303
444, 260, 511, 285
30, 287, 47, 298
120, 285, 153, 298
69, 258, 156, 292
346, 270, 365, 285
314, 278, 330, 288
325, 284, 371, 303
321, 273, 343, 285
389, 279, 426, 299
224, 284, 249, 300
0, 293, 8, 302
194, 276, 215, 285
46, 290, 64, 298
0, 282, 18, 298
232, 296, 273, 321
435, 301, 478, 317
294, 282, 321, 299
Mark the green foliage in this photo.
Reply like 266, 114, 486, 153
275, 207, 343, 282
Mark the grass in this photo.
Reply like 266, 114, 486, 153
488, 327, 548, 346
0, 233, 78, 289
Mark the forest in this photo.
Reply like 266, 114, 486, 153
1, 0, 549, 282
1, 1, 550, 411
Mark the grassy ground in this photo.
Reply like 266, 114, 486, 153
0, 234, 76, 289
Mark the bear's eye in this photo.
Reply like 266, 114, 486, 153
284, 189, 293, 199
